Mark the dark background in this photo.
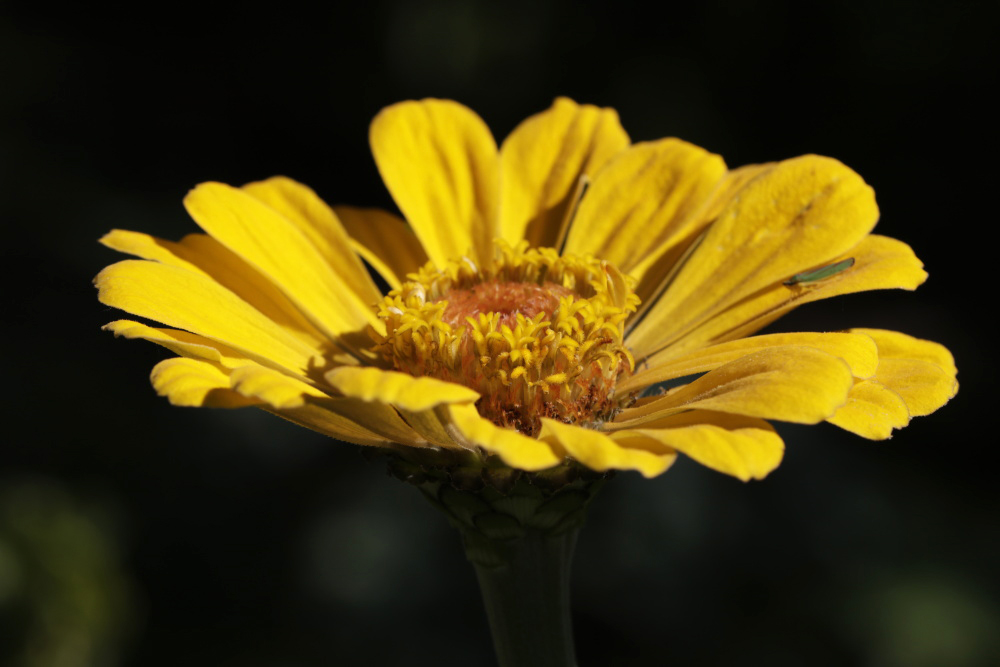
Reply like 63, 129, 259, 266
2, 1, 997, 665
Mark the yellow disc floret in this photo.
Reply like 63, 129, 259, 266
373, 241, 640, 436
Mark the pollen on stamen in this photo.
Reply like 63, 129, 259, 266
372, 240, 640, 437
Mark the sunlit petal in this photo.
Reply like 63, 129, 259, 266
539, 419, 677, 478
609, 411, 784, 481
628, 156, 880, 359
499, 97, 629, 248
370, 99, 499, 267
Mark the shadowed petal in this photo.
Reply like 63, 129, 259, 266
621, 331, 879, 394
334, 206, 429, 289
612, 346, 854, 428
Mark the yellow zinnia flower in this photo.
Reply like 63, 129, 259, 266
95, 97, 957, 481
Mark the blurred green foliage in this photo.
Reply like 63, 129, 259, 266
0, 481, 133, 667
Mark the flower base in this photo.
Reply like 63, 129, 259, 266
385, 448, 609, 666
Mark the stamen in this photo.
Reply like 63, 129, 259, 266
373, 240, 640, 437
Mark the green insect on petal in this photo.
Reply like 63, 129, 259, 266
783, 258, 855, 286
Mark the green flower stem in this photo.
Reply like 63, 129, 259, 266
384, 450, 607, 667
473, 528, 579, 667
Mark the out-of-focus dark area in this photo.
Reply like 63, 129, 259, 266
2, 1, 996, 665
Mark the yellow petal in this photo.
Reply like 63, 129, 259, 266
240, 176, 382, 304
101, 228, 204, 271
625, 163, 775, 324
104, 319, 272, 371
498, 97, 629, 248
622, 331, 879, 394
370, 99, 499, 267
563, 138, 726, 284
96, 260, 320, 376
627, 155, 880, 359
228, 364, 330, 410
396, 406, 464, 449
157, 357, 425, 447
264, 402, 413, 448
333, 206, 429, 289
276, 396, 425, 449
150, 357, 260, 408
613, 411, 784, 481
867, 357, 957, 418
222, 363, 431, 446
325, 366, 479, 412
613, 346, 854, 428
447, 403, 562, 470
827, 380, 910, 439
100, 229, 329, 349
184, 182, 382, 347
853, 328, 957, 376
538, 419, 676, 478
632, 234, 927, 361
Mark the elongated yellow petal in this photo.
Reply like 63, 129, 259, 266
104, 319, 266, 371
228, 364, 330, 410
155, 356, 426, 447
223, 364, 432, 445
538, 419, 676, 478
625, 163, 775, 323
827, 380, 910, 439
370, 99, 499, 267
564, 139, 726, 281
275, 397, 425, 449
241, 176, 382, 304
96, 260, 320, 376
150, 357, 260, 408
622, 331, 879, 394
264, 402, 414, 448
325, 366, 479, 411
100, 230, 329, 349
447, 403, 563, 470
101, 229, 204, 271
613, 346, 854, 428
627, 155, 880, 358
853, 328, 957, 375
396, 406, 464, 449
333, 206, 429, 289
611, 411, 784, 481
632, 234, 926, 361
499, 97, 629, 247
184, 182, 382, 348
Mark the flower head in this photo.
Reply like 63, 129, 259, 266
96, 98, 957, 481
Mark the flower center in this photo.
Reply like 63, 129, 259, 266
373, 241, 639, 437
440, 280, 574, 328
